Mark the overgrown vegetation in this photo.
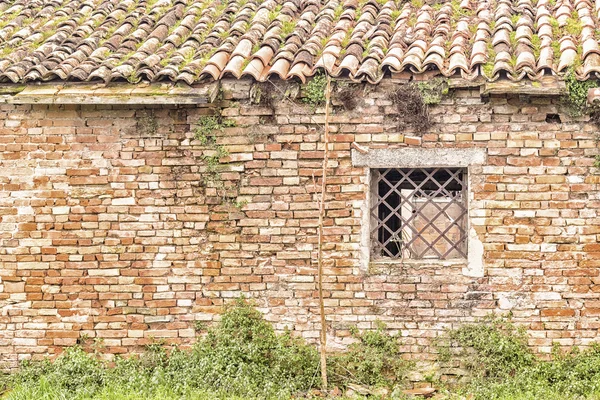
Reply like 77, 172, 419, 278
438, 316, 535, 379
562, 69, 600, 171
6, 308, 600, 400
440, 316, 600, 400
388, 78, 449, 133
1, 299, 320, 400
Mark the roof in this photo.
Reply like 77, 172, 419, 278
0, 0, 598, 85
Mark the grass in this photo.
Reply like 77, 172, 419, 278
4, 307, 600, 400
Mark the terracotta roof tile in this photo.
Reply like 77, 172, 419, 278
0, 0, 599, 84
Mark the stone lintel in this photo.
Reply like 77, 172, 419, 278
352, 147, 487, 168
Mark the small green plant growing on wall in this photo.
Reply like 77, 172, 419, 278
563, 68, 598, 117
194, 115, 235, 185
562, 68, 600, 172
194, 116, 220, 144
301, 73, 328, 107
417, 78, 449, 105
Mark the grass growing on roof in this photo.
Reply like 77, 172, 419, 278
281, 19, 296, 37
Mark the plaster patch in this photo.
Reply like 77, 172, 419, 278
464, 226, 484, 277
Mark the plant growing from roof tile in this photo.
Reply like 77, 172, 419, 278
281, 19, 296, 37
408, 13, 417, 27
159, 48, 176, 67
565, 10, 583, 36
509, 31, 517, 48
354, 7, 363, 21
481, 61, 494, 77
340, 27, 353, 49
531, 34, 541, 58
361, 39, 371, 59
333, 3, 344, 20
218, 28, 230, 40
450, 0, 473, 20
510, 13, 521, 26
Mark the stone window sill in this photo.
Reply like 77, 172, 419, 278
367, 258, 466, 275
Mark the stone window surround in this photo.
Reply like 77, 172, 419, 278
352, 147, 487, 277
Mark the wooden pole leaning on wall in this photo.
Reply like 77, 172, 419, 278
317, 74, 331, 391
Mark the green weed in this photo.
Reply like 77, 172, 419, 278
563, 67, 599, 117
456, 344, 600, 400
301, 73, 328, 107
438, 315, 534, 379
281, 20, 295, 37
416, 78, 449, 105
328, 322, 413, 389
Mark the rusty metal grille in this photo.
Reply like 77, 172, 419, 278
370, 168, 468, 260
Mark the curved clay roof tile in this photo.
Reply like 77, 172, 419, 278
269, 58, 291, 79
0, 0, 595, 84
242, 58, 266, 80
582, 38, 600, 58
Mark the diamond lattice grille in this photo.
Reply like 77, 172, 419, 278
370, 168, 468, 260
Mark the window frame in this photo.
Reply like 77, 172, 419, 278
352, 147, 486, 276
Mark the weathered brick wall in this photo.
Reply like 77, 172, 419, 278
0, 79, 598, 369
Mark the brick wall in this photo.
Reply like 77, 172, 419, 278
0, 79, 598, 369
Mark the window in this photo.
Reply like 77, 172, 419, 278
370, 168, 468, 260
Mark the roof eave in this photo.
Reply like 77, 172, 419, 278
0, 82, 220, 105
481, 76, 566, 97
